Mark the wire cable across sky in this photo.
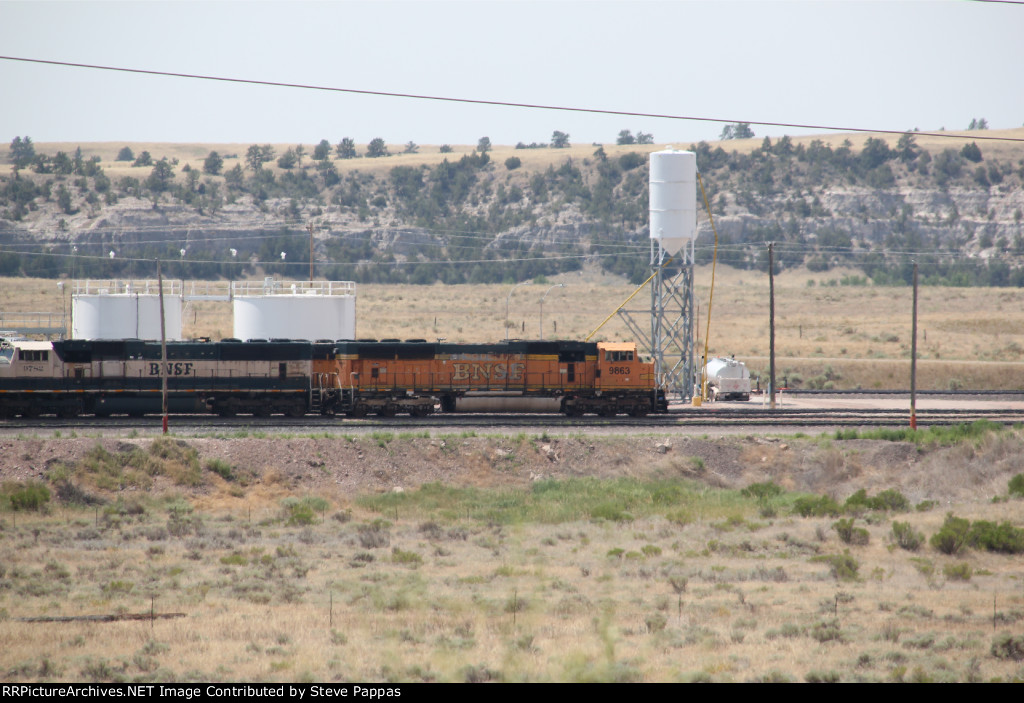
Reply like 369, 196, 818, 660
3, 55, 1023, 144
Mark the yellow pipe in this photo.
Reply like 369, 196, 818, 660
585, 256, 673, 342
697, 172, 720, 400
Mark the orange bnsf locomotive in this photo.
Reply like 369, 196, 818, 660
0, 337, 666, 418
322, 339, 666, 417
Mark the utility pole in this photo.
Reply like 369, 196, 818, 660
910, 261, 918, 430
307, 222, 314, 282
157, 259, 168, 435
768, 242, 776, 410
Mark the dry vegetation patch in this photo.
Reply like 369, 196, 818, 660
2, 427, 1024, 681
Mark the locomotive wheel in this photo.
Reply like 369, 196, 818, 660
378, 405, 397, 417
347, 405, 367, 418
252, 406, 271, 418
599, 406, 618, 418
629, 406, 648, 418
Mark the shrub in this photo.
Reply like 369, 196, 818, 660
793, 494, 841, 517
833, 518, 869, 545
805, 670, 841, 683
942, 562, 972, 581
968, 520, 1024, 554
741, 481, 783, 501
1008, 473, 1024, 498
4, 481, 51, 511
991, 633, 1024, 661
890, 521, 924, 551
930, 513, 970, 555
589, 503, 633, 522
204, 458, 234, 481
286, 503, 316, 526
810, 619, 844, 643
391, 547, 423, 565
844, 488, 908, 512
814, 552, 859, 580
357, 520, 391, 549
504, 157, 521, 171
871, 489, 910, 512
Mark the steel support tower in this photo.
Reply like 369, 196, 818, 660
617, 238, 695, 402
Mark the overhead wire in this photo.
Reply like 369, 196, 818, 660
2, 55, 1023, 143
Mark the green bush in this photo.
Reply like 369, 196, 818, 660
833, 518, 869, 545
204, 458, 234, 481
805, 670, 841, 683
589, 503, 634, 522
942, 562, 972, 581
870, 489, 910, 512
741, 481, 783, 501
4, 481, 51, 511
930, 513, 970, 555
991, 633, 1024, 661
391, 547, 423, 565
793, 494, 841, 517
968, 520, 1024, 554
814, 552, 859, 580
810, 618, 844, 643
844, 488, 908, 513
285, 503, 316, 526
1008, 473, 1024, 498
890, 521, 924, 551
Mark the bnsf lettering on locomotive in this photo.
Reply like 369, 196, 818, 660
148, 362, 195, 377
451, 362, 525, 382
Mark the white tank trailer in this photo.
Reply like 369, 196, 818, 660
232, 279, 356, 341
649, 149, 697, 255
705, 356, 751, 401
72, 280, 183, 341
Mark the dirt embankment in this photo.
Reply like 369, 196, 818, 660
2, 430, 1022, 507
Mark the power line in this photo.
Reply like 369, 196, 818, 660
3, 55, 1023, 143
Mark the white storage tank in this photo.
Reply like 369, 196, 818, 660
649, 149, 697, 255
232, 279, 356, 341
72, 280, 183, 340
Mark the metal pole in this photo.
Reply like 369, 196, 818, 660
504, 281, 529, 340
307, 223, 314, 283
768, 242, 776, 410
539, 283, 565, 340
157, 259, 168, 434
910, 261, 918, 430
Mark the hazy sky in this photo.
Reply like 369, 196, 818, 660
1, 0, 1021, 147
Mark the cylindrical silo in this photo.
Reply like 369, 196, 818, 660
232, 280, 356, 340
649, 149, 697, 255
72, 280, 183, 340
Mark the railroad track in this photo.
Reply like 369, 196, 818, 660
0, 406, 1019, 432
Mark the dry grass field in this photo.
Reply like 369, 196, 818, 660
1, 427, 1024, 683
3, 264, 1024, 390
